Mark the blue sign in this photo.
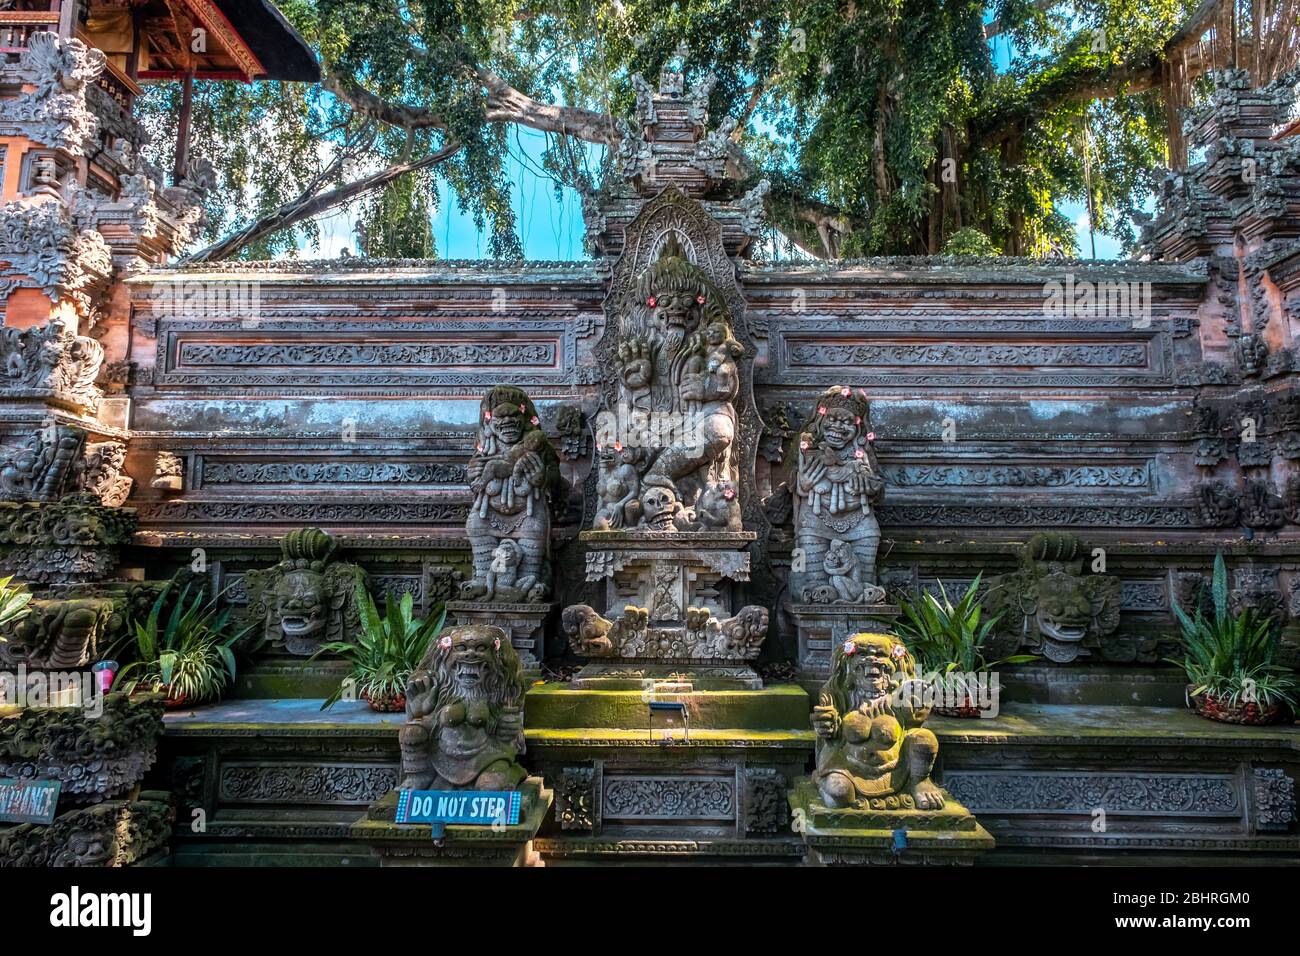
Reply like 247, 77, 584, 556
395, 789, 522, 835
0, 778, 60, 824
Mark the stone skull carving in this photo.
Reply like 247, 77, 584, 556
244, 527, 366, 656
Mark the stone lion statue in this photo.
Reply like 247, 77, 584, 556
244, 527, 367, 656
398, 623, 527, 791
811, 632, 945, 811
982, 532, 1122, 664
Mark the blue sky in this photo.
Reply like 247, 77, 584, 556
314, 22, 1127, 261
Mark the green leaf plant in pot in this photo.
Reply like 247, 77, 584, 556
315, 581, 447, 712
1168, 554, 1296, 726
113, 581, 251, 709
894, 575, 1038, 717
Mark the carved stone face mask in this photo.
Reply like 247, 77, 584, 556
490, 404, 525, 445
821, 408, 859, 450
640, 485, 680, 531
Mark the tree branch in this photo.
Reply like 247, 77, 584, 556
182, 139, 463, 263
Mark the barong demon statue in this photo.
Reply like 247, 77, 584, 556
811, 633, 945, 811
791, 387, 886, 604
398, 623, 527, 791
460, 386, 559, 602
244, 527, 367, 656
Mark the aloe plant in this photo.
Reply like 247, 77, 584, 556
316, 581, 447, 709
1168, 554, 1296, 710
114, 582, 250, 704
0, 575, 32, 635
895, 575, 1037, 675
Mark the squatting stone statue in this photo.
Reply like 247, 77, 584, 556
398, 623, 527, 791
811, 632, 945, 811
460, 386, 559, 602
791, 386, 886, 604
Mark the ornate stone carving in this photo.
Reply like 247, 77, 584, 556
791, 386, 886, 603
0, 422, 86, 501
882, 462, 1150, 489
557, 766, 596, 830
459, 385, 558, 603
0, 693, 164, 803
0, 319, 104, 410
811, 633, 944, 811
983, 532, 1122, 663
0, 596, 115, 669
561, 601, 768, 661
602, 775, 735, 820
743, 767, 788, 833
79, 441, 131, 507
150, 451, 184, 491
1230, 567, 1283, 621
200, 460, 466, 486
0, 198, 112, 322
397, 623, 527, 791
0, 798, 173, 868
219, 763, 397, 805
0, 493, 136, 584
0, 33, 106, 155
1196, 479, 1241, 527
1252, 768, 1296, 832
945, 770, 1241, 815
243, 527, 367, 656
1241, 477, 1286, 529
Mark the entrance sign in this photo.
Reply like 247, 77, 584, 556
0, 778, 60, 824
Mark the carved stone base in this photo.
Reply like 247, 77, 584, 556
787, 776, 994, 866
0, 796, 174, 867
787, 602, 901, 681
352, 777, 552, 867
446, 600, 556, 671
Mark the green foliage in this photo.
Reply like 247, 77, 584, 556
159, 0, 1201, 258
1168, 554, 1297, 710
114, 583, 250, 704
315, 581, 447, 709
894, 575, 1035, 674
0, 575, 32, 635
943, 227, 1000, 256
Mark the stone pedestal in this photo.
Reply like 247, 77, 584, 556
787, 602, 901, 681
353, 777, 553, 867
564, 531, 770, 681
446, 601, 555, 673
787, 777, 994, 866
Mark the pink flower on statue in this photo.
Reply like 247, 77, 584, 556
818, 406, 827, 416
866, 432, 876, 442
695, 294, 706, 305
842, 641, 856, 656
723, 487, 736, 499
519, 403, 526, 413
840, 387, 851, 397
438, 636, 452, 651
493, 637, 501, 651
647, 296, 657, 308
484, 411, 492, 421
854, 448, 865, 459
855, 417, 862, 425
530, 416, 539, 426
892, 644, 907, 659
799, 439, 809, 451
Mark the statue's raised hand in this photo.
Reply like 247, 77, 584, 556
619, 336, 653, 389
512, 450, 544, 487
811, 692, 840, 738
405, 672, 435, 718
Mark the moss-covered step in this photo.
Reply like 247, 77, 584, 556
352, 778, 552, 866
788, 776, 995, 866
524, 681, 812, 731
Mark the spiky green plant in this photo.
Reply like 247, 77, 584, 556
0, 575, 32, 635
114, 582, 249, 704
315, 581, 447, 710
1168, 554, 1296, 710
895, 575, 1037, 675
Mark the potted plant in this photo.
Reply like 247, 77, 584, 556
1169, 554, 1296, 725
113, 582, 250, 709
894, 575, 1037, 717
316, 582, 447, 712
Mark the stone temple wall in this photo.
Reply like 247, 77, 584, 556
116, 248, 1298, 666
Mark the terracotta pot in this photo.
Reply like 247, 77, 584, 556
162, 687, 188, 711
932, 700, 984, 718
1189, 689, 1285, 726
363, 690, 406, 713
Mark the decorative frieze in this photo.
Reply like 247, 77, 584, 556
219, 763, 397, 805
1252, 768, 1297, 832
199, 459, 467, 487
881, 462, 1150, 490
601, 774, 736, 821
944, 771, 1241, 816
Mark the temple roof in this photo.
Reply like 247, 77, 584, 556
213, 0, 318, 82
